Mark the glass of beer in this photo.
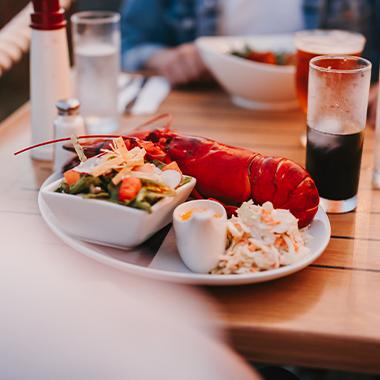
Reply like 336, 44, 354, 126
306, 56, 371, 213
295, 30, 366, 113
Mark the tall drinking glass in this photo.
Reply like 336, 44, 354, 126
295, 30, 365, 113
295, 30, 365, 146
306, 56, 371, 213
71, 11, 120, 134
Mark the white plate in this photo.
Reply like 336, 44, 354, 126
39, 174, 331, 286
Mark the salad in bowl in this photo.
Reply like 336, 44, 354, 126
56, 137, 192, 212
40, 137, 196, 247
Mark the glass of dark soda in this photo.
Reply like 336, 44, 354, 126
306, 56, 371, 213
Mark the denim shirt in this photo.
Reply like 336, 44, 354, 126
121, 0, 380, 77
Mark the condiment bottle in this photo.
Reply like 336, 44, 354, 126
30, 0, 72, 161
53, 99, 85, 173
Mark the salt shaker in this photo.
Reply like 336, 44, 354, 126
372, 84, 380, 189
53, 99, 86, 173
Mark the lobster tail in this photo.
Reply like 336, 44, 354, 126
249, 156, 319, 228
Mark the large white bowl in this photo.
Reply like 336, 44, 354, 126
196, 34, 298, 111
40, 177, 196, 248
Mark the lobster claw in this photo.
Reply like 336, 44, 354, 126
62, 139, 114, 173
62, 139, 113, 156
61, 135, 171, 173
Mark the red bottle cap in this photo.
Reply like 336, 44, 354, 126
31, 0, 66, 30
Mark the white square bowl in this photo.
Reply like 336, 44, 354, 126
40, 177, 196, 248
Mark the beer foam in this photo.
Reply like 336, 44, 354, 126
295, 30, 365, 55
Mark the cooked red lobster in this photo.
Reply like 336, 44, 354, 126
14, 113, 319, 227
62, 127, 319, 228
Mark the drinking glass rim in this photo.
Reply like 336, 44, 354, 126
310, 55, 372, 74
294, 29, 366, 54
71, 11, 120, 25
295, 29, 365, 40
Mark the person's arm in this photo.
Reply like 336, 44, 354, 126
120, 0, 208, 85
120, 0, 170, 71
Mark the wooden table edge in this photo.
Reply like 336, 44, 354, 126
228, 324, 380, 374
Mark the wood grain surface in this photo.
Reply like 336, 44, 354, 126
2, 88, 380, 374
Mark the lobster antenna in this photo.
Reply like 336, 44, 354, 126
13, 134, 123, 156
14, 113, 174, 156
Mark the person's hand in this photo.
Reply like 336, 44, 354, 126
146, 43, 208, 86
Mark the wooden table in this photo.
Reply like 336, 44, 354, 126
2, 89, 380, 374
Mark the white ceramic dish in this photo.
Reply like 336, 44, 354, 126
40, 176, 196, 247
173, 200, 227, 273
196, 34, 298, 111
39, 174, 331, 286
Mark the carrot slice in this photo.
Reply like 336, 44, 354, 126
119, 177, 142, 202
64, 170, 81, 186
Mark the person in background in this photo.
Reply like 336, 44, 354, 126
120, 0, 380, 86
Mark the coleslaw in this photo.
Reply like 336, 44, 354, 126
211, 201, 310, 274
